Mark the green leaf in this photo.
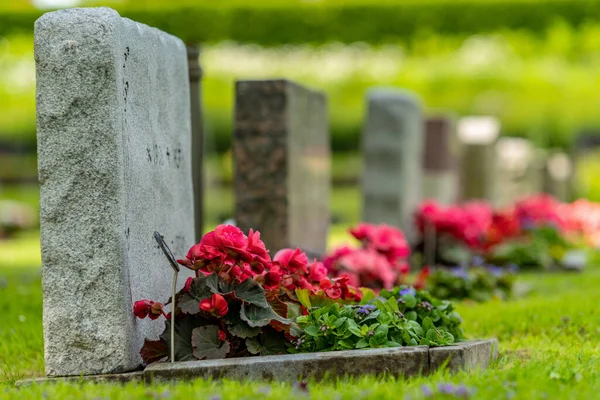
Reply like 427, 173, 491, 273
408, 338, 418, 346
422, 317, 435, 331
386, 297, 399, 312
386, 341, 402, 348
188, 275, 213, 300
355, 338, 369, 349
246, 330, 287, 355
160, 315, 211, 361
178, 293, 201, 315
304, 325, 322, 337
295, 289, 312, 309
231, 278, 269, 308
426, 328, 442, 344
191, 326, 230, 360
402, 294, 417, 308
285, 302, 302, 318
333, 317, 347, 328
228, 321, 261, 339
405, 311, 417, 321
240, 303, 289, 327
245, 338, 261, 355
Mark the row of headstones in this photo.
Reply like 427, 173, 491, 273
34, 8, 573, 378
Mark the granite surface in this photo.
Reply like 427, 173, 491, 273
234, 79, 330, 254
35, 7, 194, 376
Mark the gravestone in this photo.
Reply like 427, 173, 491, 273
35, 7, 194, 376
543, 151, 573, 202
495, 138, 543, 207
457, 116, 500, 202
234, 80, 330, 254
422, 115, 459, 205
362, 88, 423, 242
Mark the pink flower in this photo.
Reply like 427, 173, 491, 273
199, 293, 228, 316
246, 229, 271, 266
338, 249, 396, 289
322, 245, 355, 272
273, 248, 309, 273
349, 223, 378, 242
307, 260, 328, 282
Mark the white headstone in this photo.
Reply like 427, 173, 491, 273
35, 7, 194, 376
457, 116, 500, 201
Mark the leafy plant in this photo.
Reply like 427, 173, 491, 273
425, 265, 515, 302
292, 286, 463, 353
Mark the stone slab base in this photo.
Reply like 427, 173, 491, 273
17, 339, 497, 386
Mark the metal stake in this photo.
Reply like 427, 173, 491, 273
154, 231, 181, 363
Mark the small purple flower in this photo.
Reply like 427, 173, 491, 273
421, 384, 433, 397
357, 305, 376, 315
487, 265, 504, 277
451, 267, 470, 280
455, 384, 470, 397
506, 263, 519, 273
438, 383, 455, 394
520, 216, 535, 231
472, 255, 484, 266
399, 287, 416, 296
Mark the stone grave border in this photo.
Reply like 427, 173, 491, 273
17, 339, 497, 386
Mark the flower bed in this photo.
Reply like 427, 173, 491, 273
414, 195, 593, 271
134, 224, 465, 364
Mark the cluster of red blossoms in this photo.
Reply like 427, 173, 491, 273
134, 224, 363, 321
176, 224, 271, 283
416, 195, 587, 253
416, 200, 494, 250
323, 223, 411, 290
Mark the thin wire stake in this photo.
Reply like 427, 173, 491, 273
170, 268, 178, 363
153, 231, 180, 363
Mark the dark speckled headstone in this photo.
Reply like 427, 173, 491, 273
234, 80, 330, 254
422, 115, 459, 205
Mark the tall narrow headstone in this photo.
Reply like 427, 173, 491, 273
35, 7, 194, 376
234, 80, 330, 254
457, 116, 500, 202
422, 115, 459, 205
362, 89, 423, 242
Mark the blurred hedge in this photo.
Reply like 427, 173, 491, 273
3, 1, 600, 44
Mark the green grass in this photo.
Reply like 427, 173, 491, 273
1, 247, 600, 398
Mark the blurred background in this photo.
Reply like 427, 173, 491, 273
3, 0, 600, 266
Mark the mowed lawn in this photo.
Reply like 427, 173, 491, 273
1, 237, 600, 399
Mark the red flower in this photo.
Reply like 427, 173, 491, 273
307, 260, 328, 282
199, 293, 229, 316
184, 277, 194, 292
133, 300, 165, 320
319, 275, 353, 300
218, 330, 227, 342
322, 245, 354, 272
273, 248, 309, 273
176, 243, 206, 270
246, 229, 271, 266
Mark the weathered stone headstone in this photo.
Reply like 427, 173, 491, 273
234, 79, 330, 254
457, 116, 500, 201
543, 151, 573, 202
362, 89, 423, 242
35, 7, 194, 376
495, 138, 543, 207
422, 115, 459, 205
